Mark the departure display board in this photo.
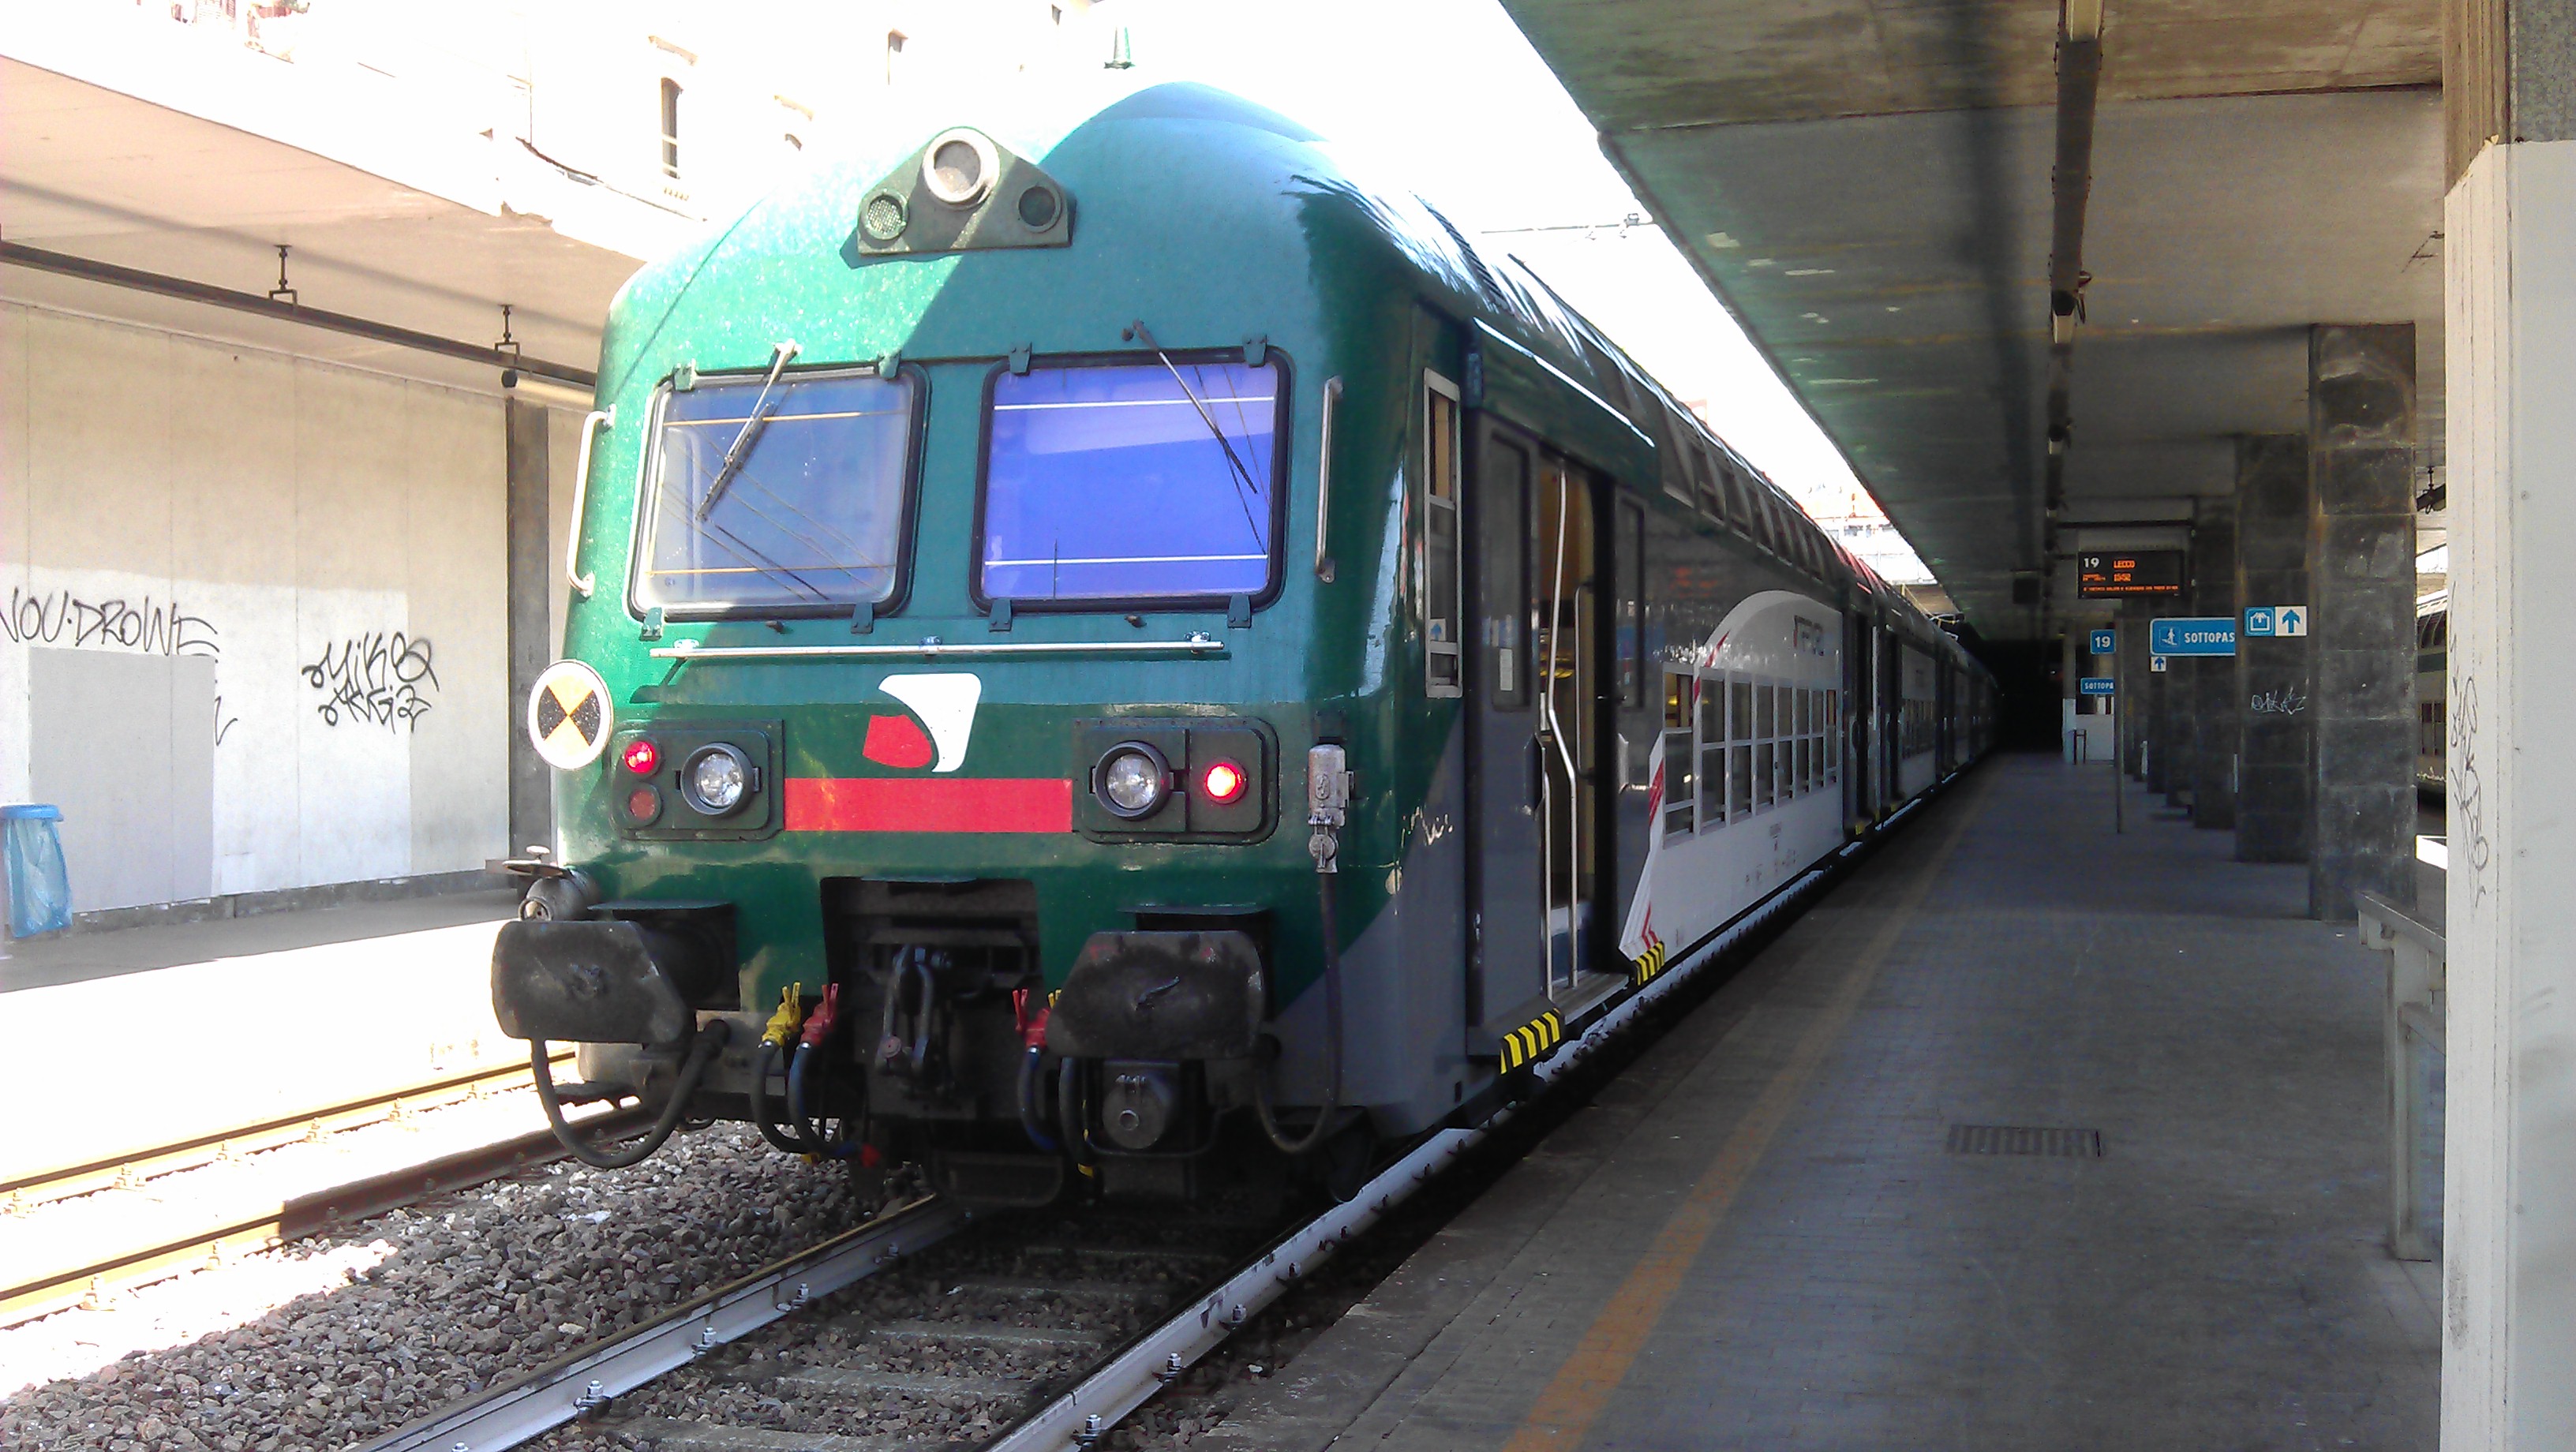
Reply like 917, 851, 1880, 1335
2077, 551, 2184, 597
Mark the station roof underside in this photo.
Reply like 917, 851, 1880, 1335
1501, 1, 2444, 639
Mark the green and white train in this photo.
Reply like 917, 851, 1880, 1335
493, 84, 1995, 1205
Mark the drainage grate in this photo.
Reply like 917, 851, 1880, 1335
1945, 1124, 2105, 1158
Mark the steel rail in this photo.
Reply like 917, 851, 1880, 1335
1, 1103, 651, 1327
350, 1196, 972, 1452
1, 1053, 572, 1211
0, 242, 599, 387
990, 858, 1841, 1450
342, 774, 1948, 1452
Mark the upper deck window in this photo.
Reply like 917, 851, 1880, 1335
979, 358, 1283, 604
634, 369, 917, 617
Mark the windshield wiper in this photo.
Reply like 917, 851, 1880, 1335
695, 339, 800, 522
1126, 320, 1264, 544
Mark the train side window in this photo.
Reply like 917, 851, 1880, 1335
1663, 670, 1694, 836
1775, 683, 1795, 797
1754, 679, 1777, 810
1698, 678, 1725, 826
1824, 690, 1840, 784
1423, 372, 1463, 698
1795, 687, 1812, 793
1729, 676, 1754, 818
1480, 435, 1530, 709
1616, 498, 1644, 708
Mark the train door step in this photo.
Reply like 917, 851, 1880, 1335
1468, 971, 1626, 1066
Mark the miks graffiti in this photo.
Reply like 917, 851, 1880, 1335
302, 632, 440, 731
2449, 669, 2491, 907
2, 588, 220, 657
2247, 687, 2308, 716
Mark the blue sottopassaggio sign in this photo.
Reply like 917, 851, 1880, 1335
2149, 617, 2237, 657
2079, 676, 2116, 697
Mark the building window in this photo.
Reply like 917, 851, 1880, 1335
886, 30, 907, 84
659, 78, 683, 179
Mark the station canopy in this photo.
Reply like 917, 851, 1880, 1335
1500, 0, 2443, 639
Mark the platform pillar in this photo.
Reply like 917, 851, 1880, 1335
2119, 598, 2151, 777
2304, 324, 2415, 919
2234, 434, 2312, 862
2439, 37, 2576, 1441
2190, 499, 2237, 828
505, 398, 553, 857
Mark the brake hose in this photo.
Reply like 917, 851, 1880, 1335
1017, 1045, 1060, 1153
749, 1038, 814, 1155
531, 1020, 728, 1171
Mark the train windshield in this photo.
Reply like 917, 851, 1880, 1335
980, 359, 1280, 603
635, 369, 915, 616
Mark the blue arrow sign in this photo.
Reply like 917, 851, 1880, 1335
2244, 606, 2275, 638
2149, 617, 2237, 656
2088, 629, 2116, 655
2079, 676, 2116, 696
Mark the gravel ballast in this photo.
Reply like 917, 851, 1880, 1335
0, 1125, 869, 1451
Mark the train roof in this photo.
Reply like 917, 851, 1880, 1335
599, 80, 1971, 672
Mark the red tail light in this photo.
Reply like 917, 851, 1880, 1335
1200, 760, 1246, 804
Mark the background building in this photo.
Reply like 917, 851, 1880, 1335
0, 0, 1109, 920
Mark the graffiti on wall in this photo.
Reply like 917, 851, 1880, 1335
303, 633, 440, 732
2, 588, 221, 657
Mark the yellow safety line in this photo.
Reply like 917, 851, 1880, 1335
1499, 769, 1996, 1452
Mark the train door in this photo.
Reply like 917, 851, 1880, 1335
1843, 604, 1870, 829
1462, 414, 1602, 1044
1533, 456, 1600, 990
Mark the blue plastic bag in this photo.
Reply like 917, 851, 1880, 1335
3, 804, 72, 937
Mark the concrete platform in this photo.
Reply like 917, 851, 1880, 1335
1210, 754, 2437, 1450
0, 890, 522, 1184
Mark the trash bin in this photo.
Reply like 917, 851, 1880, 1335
2, 804, 72, 938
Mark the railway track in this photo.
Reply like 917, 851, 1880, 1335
354, 854, 1848, 1452
0, 1054, 646, 1327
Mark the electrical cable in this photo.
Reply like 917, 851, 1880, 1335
1251, 871, 1344, 1155
530, 1020, 727, 1170
1017, 1044, 1060, 1153
748, 1039, 814, 1155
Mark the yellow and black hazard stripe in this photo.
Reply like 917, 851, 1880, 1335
1629, 940, 1671, 988
1497, 1009, 1564, 1072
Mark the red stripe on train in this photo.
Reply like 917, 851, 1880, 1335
784, 777, 1073, 833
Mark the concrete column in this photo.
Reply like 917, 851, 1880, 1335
505, 399, 554, 858
2162, 555, 2196, 808
2190, 500, 2237, 828
2234, 434, 2312, 862
2119, 597, 2151, 777
2305, 324, 2416, 919
2144, 623, 2171, 795
2440, 10, 2576, 1435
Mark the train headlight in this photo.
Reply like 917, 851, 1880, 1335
1096, 742, 1171, 819
682, 743, 752, 817
922, 128, 998, 208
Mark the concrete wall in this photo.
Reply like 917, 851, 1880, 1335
0, 302, 519, 912
2442, 132, 2576, 1452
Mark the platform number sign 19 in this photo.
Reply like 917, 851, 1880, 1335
2088, 628, 2115, 656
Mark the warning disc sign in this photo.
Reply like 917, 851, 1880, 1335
528, 660, 612, 770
